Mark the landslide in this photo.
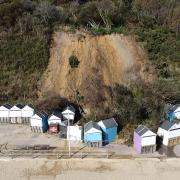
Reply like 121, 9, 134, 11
38, 31, 156, 116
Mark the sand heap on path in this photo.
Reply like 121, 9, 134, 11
39, 31, 155, 115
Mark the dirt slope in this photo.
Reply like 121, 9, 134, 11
39, 31, 156, 115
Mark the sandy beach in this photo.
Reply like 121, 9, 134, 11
1, 125, 180, 180
0, 158, 180, 180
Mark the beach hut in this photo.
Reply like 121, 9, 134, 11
0, 104, 12, 123
30, 112, 48, 133
67, 125, 82, 141
48, 112, 62, 125
157, 120, 180, 146
166, 104, 180, 121
21, 105, 34, 124
48, 112, 65, 133
98, 118, 118, 144
84, 121, 102, 147
134, 125, 156, 154
9, 104, 24, 124
62, 105, 75, 124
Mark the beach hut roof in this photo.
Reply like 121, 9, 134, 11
49, 112, 62, 119
168, 104, 180, 112
15, 104, 25, 109
160, 120, 175, 131
22, 104, 34, 110
3, 104, 12, 109
62, 105, 75, 113
135, 125, 155, 137
53, 112, 62, 118
84, 121, 101, 132
36, 111, 48, 118
99, 118, 118, 128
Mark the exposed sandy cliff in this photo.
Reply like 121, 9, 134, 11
39, 31, 156, 115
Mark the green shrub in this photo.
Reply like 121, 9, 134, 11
69, 55, 80, 68
134, 27, 179, 79
0, 3, 51, 104
113, 83, 164, 127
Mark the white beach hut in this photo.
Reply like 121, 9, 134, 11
9, 104, 24, 124
157, 120, 180, 146
0, 104, 12, 123
21, 105, 34, 124
48, 112, 62, 125
62, 105, 75, 124
30, 112, 48, 133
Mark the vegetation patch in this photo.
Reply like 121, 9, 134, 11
0, 0, 62, 104
69, 55, 80, 68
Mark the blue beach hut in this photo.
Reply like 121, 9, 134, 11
166, 104, 180, 122
98, 118, 118, 144
84, 121, 102, 147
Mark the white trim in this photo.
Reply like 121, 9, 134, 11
31, 114, 42, 120
86, 127, 102, 134
48, 115, 61, 121
22, 105, 34, 111
141, 130, 156, 137
10, 106, 21, 111
62, 109, 75, 115
0, 106, 10, 111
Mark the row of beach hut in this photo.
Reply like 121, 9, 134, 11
0, 104, 75, 125
134, 104, 180, 154
84, 118, 118, 147
1, 102, 179, 152
0, 103, 118, 147
134, 120, 180, 154
30, 114, 118, 147
0, 104, 34, 124
30, 106, 76, 133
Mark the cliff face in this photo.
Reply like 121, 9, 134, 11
38, 31, 156, 115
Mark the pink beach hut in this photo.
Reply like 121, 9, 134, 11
134, 125, 156, 154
